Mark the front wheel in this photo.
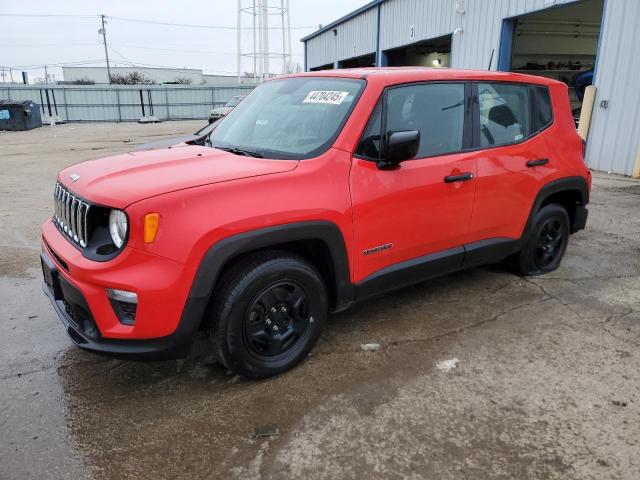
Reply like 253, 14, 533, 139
209, 251, 328, 379
513, 203, 570, 276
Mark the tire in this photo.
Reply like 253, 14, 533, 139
208, 118, 215, 124
513, 203, 570, 276
209, 251, 328, 379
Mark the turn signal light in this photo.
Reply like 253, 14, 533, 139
144, 213, 160, 243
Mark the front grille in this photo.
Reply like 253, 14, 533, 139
53, 182, 90, 248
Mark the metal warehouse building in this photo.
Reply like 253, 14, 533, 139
301, 0, 640, 177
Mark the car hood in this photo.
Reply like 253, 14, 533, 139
58, 144, 298, 208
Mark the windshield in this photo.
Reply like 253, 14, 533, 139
225, 96, 244, 107
209, 77, 365, 159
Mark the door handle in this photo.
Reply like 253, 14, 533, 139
526, 158, 549, 167
444, 172, 474, 183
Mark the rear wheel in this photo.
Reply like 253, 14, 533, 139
514, 203, 570, 276
209, 251, 327, 379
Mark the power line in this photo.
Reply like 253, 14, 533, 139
0, 13, 97, 19
7, 59, 106, 70
0, 42, 101, 47
109, 15, 315, 30
109, 42, 303, 57
0, 13, 315, 30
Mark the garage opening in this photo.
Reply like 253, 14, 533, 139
503, 0, 604, 118
339, 53, 376, 69
309, 63, 335, 71
384, 34, 452, 68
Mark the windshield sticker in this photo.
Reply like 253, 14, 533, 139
303, 90, 349, 105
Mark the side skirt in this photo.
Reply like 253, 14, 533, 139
354, 238, 518, 302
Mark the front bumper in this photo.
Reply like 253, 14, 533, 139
41, 219, 200, 360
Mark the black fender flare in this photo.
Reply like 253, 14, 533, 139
178, 221, 353, 338
521, 175, 589, 240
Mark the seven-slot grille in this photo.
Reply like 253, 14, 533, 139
53, 182, 90, 248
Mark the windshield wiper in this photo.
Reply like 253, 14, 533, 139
215, 146, 263, 158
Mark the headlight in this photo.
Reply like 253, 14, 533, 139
108, 209, 128, 248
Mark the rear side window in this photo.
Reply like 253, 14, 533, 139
478, 83, 531, 147
530, 85, 553, 132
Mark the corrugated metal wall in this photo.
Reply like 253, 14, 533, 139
379, 0, 458, 52
307, 0, 579, 69
454, 0, 578, 69
586, 0, 640, 175
0, 84, 254, 122
306, 7, 378, 67
304, 0, 640, 176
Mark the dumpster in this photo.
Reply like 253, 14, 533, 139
0, 100, 43, 131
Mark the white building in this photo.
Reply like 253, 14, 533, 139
62, 66, 261, 86
302, 0, 640, 177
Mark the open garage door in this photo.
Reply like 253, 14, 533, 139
501, 0, 604, 121
339, 53, 376, 69
309, 63, 335, 71
384, 34, 452, 68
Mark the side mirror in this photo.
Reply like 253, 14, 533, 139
378, 129, 420, 170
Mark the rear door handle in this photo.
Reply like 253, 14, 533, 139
526, 158, 549, 167
444, 172, 474, 183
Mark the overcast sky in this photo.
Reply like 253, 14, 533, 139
0, 0, 368, 83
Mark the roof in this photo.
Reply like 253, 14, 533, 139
300, 0, 384, 42
283, 67, 563, 86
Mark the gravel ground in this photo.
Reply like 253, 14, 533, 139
1, 121, 639, 480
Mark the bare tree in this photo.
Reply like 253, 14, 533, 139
70, 77, 96, 85
284, 60, 303, 74
110, 72, 156, 85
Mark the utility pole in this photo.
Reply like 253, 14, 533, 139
237, 0, 242, 83
99, 14, 112, 84
44, 64, 49, 84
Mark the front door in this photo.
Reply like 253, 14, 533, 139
350, 82, 477, 283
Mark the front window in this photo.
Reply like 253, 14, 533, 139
356, 82, 465, 159
209, 77, 365, 159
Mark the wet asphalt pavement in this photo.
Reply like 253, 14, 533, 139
1, 122, 639, 479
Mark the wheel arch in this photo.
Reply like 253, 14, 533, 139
525, 176, 589, 238
180, 221, 353, 334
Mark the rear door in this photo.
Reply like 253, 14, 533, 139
468, 82, 557, 245
350, 82, 477, 283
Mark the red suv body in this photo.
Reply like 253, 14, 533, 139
41, 68, 590, 377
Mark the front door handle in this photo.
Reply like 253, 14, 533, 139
444, 172, 474, 183
526, 158, 549, 167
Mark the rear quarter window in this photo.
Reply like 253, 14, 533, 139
530, 85, 553, 132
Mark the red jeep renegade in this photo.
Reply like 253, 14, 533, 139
41, 68, 591, 378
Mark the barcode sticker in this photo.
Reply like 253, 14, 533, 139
303, 91, 349, 105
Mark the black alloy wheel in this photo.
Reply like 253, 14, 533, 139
209, 251, 327, 379
244, 281, 313, 358
514, 203, 570, 276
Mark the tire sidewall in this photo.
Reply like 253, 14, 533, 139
519, 204, 570, 275
219, 258, 327, 378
